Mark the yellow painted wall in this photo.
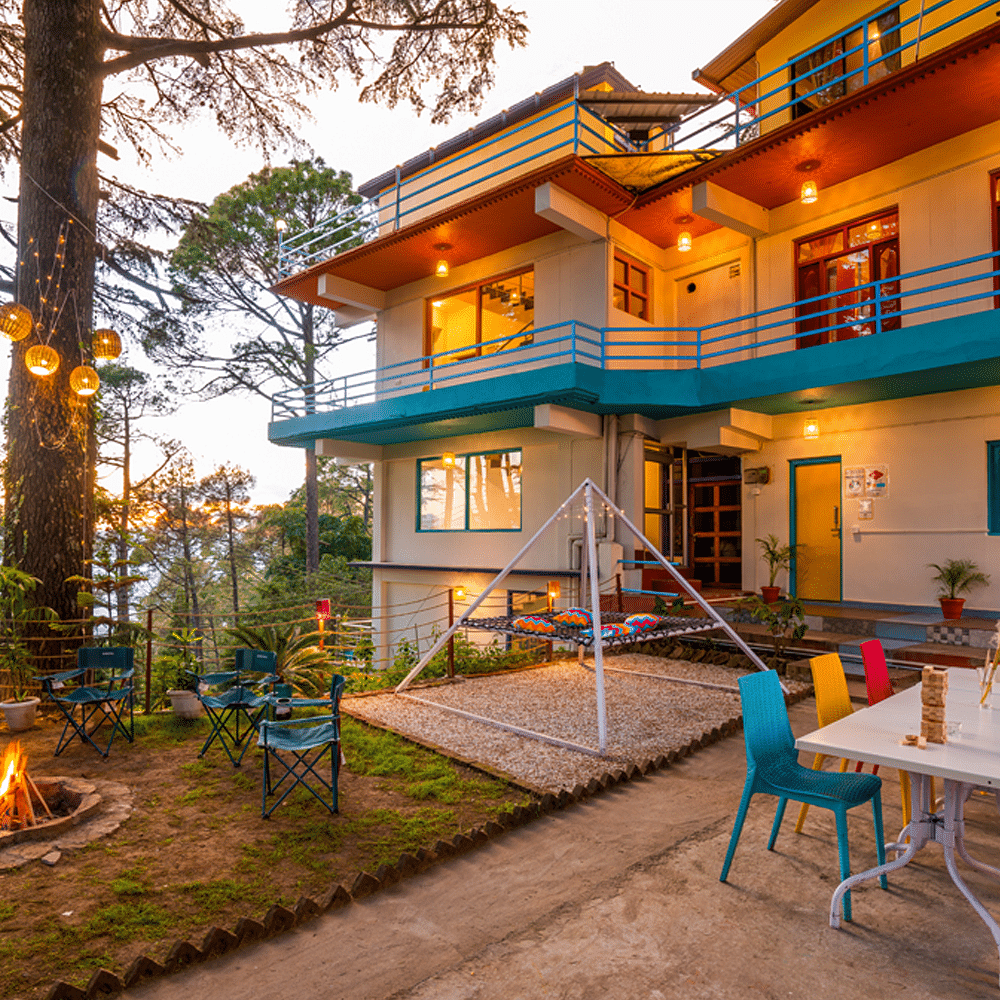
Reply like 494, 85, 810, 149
753, 0, 994, 135
742, 385, 1000, 607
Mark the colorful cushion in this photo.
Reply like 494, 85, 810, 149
625, 613, 662, 632
552, 608, 592, 627
578, 623, 637, 642
512, 614, 556, 634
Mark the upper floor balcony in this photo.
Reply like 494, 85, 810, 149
269, 248, 1000, 450
273, 0, 1000, 294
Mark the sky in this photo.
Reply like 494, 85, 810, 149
3, 0, 777, 507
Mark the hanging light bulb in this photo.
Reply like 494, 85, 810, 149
69, 365, 100, 396
435, 260, 449, 278
92, 328, 122, 360
0, 303, 32, 342
25, 344, 59, 376
677, 231, 693, 252
800, 180, 818, 204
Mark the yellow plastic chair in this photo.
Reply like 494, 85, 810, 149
795, 653, 859, 834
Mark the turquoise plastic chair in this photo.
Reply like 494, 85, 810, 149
257, 674, 346, 818
720, 669, 887, 921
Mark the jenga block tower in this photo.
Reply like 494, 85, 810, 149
921, 666, 948, 744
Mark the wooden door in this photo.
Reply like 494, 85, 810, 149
792, 460, 842, 601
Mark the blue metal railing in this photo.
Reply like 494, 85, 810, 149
675, 0, 998, 148
277, 100, 640, 275
271, 250, 1000, 421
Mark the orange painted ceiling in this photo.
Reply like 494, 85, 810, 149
277, 21, 1000, 306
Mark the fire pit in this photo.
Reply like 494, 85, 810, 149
0, 741, 104, 849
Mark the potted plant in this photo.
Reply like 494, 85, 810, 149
0, 567, 56, 732
733, 595, 809, 671
929, 559, 990, 620
756, 534, 795, 603
164, 628, 204, 718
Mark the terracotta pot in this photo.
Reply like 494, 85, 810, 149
939, 597, 965, 621
0, 697, 39, 732
761, 586, 781, 604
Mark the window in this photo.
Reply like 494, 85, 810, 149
418, 450, 522, 531
426, 270, 533, 366
795, 209, 900, 348
792, 8, 900, 118
613, 254, 650, 320
989, 441, 1000, 535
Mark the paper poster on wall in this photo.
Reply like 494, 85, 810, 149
858, 499, 874, 520
844, 468, 864, 497
865, 466, 889, 498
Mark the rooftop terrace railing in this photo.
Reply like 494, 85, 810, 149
277, 99, 641, 275
675, 0, 998, 148
271, 250, 1000, 421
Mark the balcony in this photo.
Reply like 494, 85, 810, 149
273, 0, 1000, 289
269, 250, 1000, 448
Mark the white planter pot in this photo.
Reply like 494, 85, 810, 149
166, 689, 203, 719
1, 697, 40, 732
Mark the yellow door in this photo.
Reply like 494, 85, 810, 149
793, 461, 841, 601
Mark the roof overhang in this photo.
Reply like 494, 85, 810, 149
692, 0, 824, 93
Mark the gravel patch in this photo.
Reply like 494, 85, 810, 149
343, 655, 809, 792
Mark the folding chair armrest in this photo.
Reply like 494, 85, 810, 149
34, 667, 86, 690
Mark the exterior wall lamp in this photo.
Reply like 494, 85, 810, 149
803, 418, 820, 439
442, 451, 456, 467
453, 586, 466, 601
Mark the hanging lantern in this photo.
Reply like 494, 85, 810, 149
0, 303, 32, 343
677, 231, 693, 252
442, 451, 456, 468
92, 328, 122, 360
69, 365, 100, 396
800, 180, 818, 204
25, 344, 59, 377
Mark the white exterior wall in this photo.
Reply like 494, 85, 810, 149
742, 386, 1000, 610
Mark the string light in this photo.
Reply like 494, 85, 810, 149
69, 365, 100, 396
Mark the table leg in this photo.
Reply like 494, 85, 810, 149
940, 780, 1000, 985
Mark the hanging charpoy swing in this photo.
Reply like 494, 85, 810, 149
395, 478, 778, 756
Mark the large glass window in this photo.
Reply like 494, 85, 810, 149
427, 270, 533, 366
418, 450, 521, 531
795, 209, 899, 348
989, 441, 1000, 536
792, 7, 900, 118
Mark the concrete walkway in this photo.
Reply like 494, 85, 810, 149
125, 701, 1000, 999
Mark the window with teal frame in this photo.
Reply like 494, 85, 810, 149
418, 449, 522, 532
989, 440, 1000, 535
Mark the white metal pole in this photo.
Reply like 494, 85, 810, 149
395, 481, 588, 692
585, 482, 608, 754
584, 479, 782, 689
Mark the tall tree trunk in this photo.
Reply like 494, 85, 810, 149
303, 304, 319, 576
116, 403, 131, 621
225, 487, 239, 613
6, 1, 102, 633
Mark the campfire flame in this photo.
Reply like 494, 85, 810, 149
0, 741, 36, 830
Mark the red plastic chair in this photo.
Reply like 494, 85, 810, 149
860, 639, 912, 826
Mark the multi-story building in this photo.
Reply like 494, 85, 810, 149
269, 1, 1000, 664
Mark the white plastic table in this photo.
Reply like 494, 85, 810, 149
796, 668, 1000, 982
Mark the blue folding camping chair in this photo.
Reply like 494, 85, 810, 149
192, 648, 279, 766
36, 647, 135, 758
258, 674, 346, 818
